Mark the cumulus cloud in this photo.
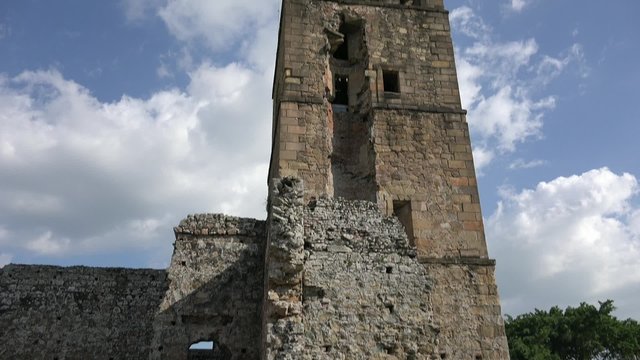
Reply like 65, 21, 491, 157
0, 0, 281, 267
123, 0, 280, 51
451, 6, 587, 169
487, 168, 640, 319
0, 62, 272, 265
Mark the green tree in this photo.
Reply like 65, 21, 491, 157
505, 300, 640, 360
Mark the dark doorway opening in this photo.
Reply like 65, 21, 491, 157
383, 70, 400, 93
187, 340, 231, 360
334, 74, 349, 105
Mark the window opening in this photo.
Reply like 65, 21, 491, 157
334, 74, 349, 106
189, 341, 214, 350
188, 341, 215, 360
383, 70, 400, 93
393, 200, 414, 243
333, 23, 350, 60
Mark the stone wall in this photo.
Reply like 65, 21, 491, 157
261, 177, 509, 359
372, 110, 486, 258
0, 215, 266, 360
151, 214, 266, 360
421, 259, 510, 359
0, 265, 167, 360
303, 198, 440, 359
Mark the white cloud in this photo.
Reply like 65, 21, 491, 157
0, 0, 282, 266
488, 168, 640, 319
26, 231, 71, 256
121, 0, 164, 22
510, 0, 529, 13
449, 6, 490, 41
451, 6, 587, 170
537, 44, 589, 84
126, 0, 281, 51
456, 57, 483, 110
509, 158, 546, 170
472, 86, 554, 152
0, 61, 273, 263
471, 146, 494, 176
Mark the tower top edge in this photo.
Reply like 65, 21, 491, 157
289, 0, 447, 12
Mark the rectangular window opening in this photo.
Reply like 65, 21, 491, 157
383, 70, 400, 93
333, 74, 349, 106
393, 200, 414, 243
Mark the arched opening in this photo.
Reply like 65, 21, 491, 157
187, 339, 233, 360
189, 341, 214, 351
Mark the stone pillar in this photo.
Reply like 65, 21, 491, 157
263, 178, 305, 360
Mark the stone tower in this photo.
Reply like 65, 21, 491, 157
269, 0, 488, 259
266, 0, 510, 358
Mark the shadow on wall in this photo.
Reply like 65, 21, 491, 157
149, 232, 265, 360
0, 232, 264, 360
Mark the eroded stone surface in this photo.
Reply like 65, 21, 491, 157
303, 198, 439, 359
0, 265, 167, 359
150, 215, 266, 360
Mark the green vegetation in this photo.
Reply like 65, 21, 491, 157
505, 300, 640, 360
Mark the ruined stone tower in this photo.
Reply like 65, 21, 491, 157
270, 0, 488, 259
0, 0, 510, 359
264, 0, 510, 358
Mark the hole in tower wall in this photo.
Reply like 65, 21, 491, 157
334, 74, 349, 106
188, 340, 228, 360
393, 201, 415, 244
333, 28, 348, 60
329, 16, 376, 202
383, 70, 400, 93
189, 341, 214, 351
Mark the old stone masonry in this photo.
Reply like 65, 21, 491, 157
0, 0, 510, 359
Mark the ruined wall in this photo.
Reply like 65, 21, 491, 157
151, 214, 266, 360
263, 178, 306, 360
303, 197, 440, 359
422, 259, 511, 359
263, 177, 509, 360
0, 215, 266, 360
0, 265, 167, 360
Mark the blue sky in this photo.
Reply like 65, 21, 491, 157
1, 0, 639, 320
